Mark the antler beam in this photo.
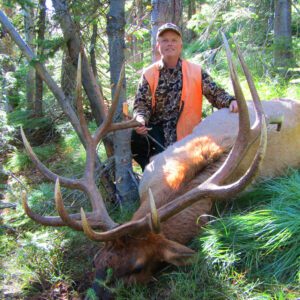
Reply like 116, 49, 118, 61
22, 51, 142, 232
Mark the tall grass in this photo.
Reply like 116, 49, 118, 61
200, 170, 300, 285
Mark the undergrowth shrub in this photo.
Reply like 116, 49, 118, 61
8, 110, 58, 146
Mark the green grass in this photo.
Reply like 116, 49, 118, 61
5, 143, 57, 172
199, 170, 300, 288
1, 194, 98, 298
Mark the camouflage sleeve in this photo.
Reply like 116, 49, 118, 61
133, 75, 152, 124
202, 70, 236, 109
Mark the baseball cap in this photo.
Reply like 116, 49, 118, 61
156, 23, 182, 39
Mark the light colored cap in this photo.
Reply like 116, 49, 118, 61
156, 23, 182, 39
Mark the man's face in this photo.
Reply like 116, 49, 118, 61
157, 30, 182, 61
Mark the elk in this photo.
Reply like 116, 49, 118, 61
20, 36, 299, 299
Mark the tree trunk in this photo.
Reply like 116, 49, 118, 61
188, 0, 196, 19
51, 0, 114, 156
151, 0, 183, 61
61, 49, 76, 107
51, 0, 106, 125
0, 8, 16, 113
107, 0, 138, 203
136, 0, 144, 62
24, 4, 36, 110
35, 0, 46, 117
274, 0, 293, 72
90, 22, 98, 79
89, 21, 105, 112
129, 0, 144, 63
186, 0, 196, 42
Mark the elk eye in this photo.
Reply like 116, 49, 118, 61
132, 264, 144, 274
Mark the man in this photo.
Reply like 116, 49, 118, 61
132, 23, 238, 170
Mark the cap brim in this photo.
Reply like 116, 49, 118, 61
157, 28, 181, 38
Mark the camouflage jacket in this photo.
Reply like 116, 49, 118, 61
133, 59, 236, 146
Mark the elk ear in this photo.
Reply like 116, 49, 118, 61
160, 239, 195, 266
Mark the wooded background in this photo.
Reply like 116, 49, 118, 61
1, 0, 299, 201
0, 0, 300, 299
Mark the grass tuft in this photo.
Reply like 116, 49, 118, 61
200, 169, 300, 284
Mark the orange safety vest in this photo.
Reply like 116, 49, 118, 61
143, 59, 203, 141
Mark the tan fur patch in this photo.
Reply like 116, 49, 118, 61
163, 136, 224, 190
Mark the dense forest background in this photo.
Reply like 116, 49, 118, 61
1, 0, 300, 299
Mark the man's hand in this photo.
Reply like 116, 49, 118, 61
135, 115, 149, 135
229, 100, 239, 113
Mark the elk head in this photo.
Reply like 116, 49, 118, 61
21, 36, 267, 299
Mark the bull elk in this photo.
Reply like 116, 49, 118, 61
20, 35, 299, 299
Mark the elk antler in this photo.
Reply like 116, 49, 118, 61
22, 50, 141, 232
80, 34, 267, 241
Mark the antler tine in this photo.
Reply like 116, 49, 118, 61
55, 178, 82, 230
79, 188, 161, 241
76, 51, 92, 142
221, 32, 251, 136
107, 117, 142, 132
221, 32, 249, 132
148, 188, 160, 233
55, 178, 112, 230
233, 38, 264, 123
208, 33, 259, 185
94, 63, 126, 143
93, 63, 142, 142
22, 190, 83, 226
80, 207, 152, 241
21, 127, 84, 190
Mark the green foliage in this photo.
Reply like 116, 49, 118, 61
185, 0, 300, 79
1, 183, 97, 297
5, 143, 57, 172
2, 62, 27, 109
132, 27, 149, 40
8, 109, 53, 131
26, 183, 56, 215
112, 200, 140, 223
85, 288, 98, 300
34, 37, 65, 61
57, 126, 86, 164
16, 230, 66, 291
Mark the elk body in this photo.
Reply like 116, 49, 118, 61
137, 98, 300, 247
20, 37, 299, 299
